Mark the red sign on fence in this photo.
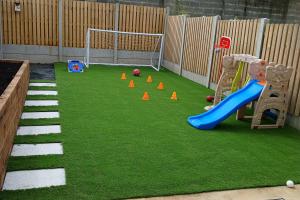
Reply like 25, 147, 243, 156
219, 36, 231, 49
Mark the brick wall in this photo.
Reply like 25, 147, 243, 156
287, 0, 300, 23
89, 0, 164, 7
164, 0, 299, 23
81, 0, 300, 23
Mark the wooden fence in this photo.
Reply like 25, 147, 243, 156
117, 4, 165, 51
2, 0, 58, 46
164, 16, 300, 117
182, 17, 213, 76
261, 24, 300, 116
1, 0, 166, 51
63, 0, 115, 48
210, 19, 259, 84
163, 15, 185, 65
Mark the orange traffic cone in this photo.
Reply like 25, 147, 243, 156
157, 82, 164, 90
121, 72, 126, 80
170, 91, 177, 100
146, 75, 152, 83
142, 92, 150, 100
128, 80, 135, 88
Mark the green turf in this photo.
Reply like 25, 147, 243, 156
28, 86, 57, 90
23, 106, 59, 112
26, 95, 59, 100
29, 79, 56, 83
1, 64, 300, 200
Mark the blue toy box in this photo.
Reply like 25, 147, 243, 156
68, 60, 85, 73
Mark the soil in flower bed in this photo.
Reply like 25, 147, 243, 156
0, 62, 22, 95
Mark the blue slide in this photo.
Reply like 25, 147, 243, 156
188, 80, 264, 130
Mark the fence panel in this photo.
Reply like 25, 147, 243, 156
2, 0, 58, 46
182, 17, 213, 76
261, 24, 300, 116
62, 2, 164, 50
163, 15, 185, 65
209, 19, 259, 84
2, 0, 165, 50
62, 1, 115, 49
118, 4, 165, 51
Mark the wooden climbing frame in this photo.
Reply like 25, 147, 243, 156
213, 54, 293, 129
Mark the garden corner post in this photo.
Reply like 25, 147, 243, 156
179, 15, 187, 76
255, 18, 269, 58
206, 15, 220, 88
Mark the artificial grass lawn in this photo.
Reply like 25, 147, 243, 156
1, 64, 300, 199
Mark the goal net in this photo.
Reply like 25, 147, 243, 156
84, 28, 165, 71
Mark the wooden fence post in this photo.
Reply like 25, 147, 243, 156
179, 15, 187, 76
161, 7, 169, 67
206, 15, 220, 88
58, 0, 63, 61
113, 3, 119, 64
255, 18, 269, 58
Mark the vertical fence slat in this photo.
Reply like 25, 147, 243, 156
32, 0, 37, 44
251, 19, 258, 55
16, 0, 20, 44
20, 0, 25, 44
3, 0, 7, 43
277, 24, 288, 65
69, 0, 73, 47
261, 24, 269, 60
282, 25, 294, 66
54, 0, 58, 46
132, 5, 137, 51
10, 0, 16, 44
273, 24, 284, 63
48, 0, 53, 45
40, 0, 44, 45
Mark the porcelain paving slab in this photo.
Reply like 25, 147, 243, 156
2, 168, 66, 190
27, 90, 57, 96
17, 125, 61, 136
11, 143, 63, 157
21, 112, 59, 119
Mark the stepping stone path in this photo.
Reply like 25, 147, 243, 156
21, 111, 60, 119
17, 125, 61, 136
2, 82, 66, 191
11, 143, 63, 157
29, 83, 56, 87
27, 90, 58, 96
3, 168, 66, 190
25, 100, 59, 106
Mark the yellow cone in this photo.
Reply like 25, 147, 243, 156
121, 72, 126, 80
146, 75, 152, 83
170, 91, 177, 100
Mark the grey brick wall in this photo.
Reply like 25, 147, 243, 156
287, 0, 300, 23
164, 0, 298, 23
92, 0, 164, 7
82, 0, 300, 23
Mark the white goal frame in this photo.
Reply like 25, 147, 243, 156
84, 28, 165, 71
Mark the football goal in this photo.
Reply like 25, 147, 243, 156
84, 28, 165, 71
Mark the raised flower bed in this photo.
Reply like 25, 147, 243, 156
0, 60, 29, 189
